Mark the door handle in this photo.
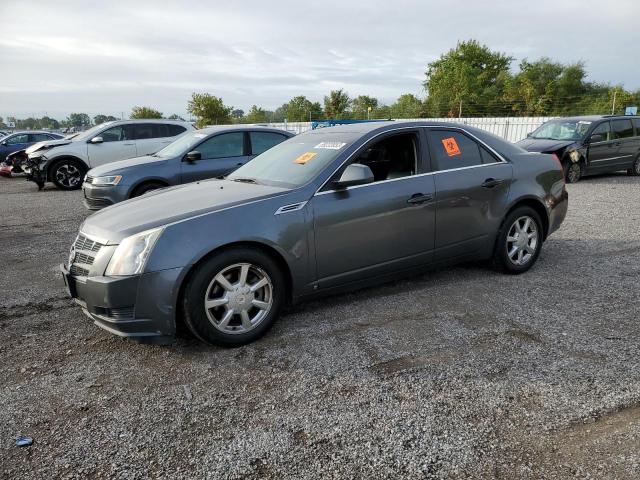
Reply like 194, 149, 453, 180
123, 143, 135, 146
236, 162, 244, 166
481, 178, 504, 188
407, 193, 433, 204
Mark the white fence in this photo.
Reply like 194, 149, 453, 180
263, 117, 555, 143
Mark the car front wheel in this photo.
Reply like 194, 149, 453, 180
51, 159, 86, 190
181, 247, 286, 347
565, 161, 582, 183
493, 207, 543, 274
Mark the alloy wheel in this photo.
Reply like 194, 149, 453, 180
55, 163, 82, 188
567, 163, 581, 183
506, 216, 539, 266
204, 262, 273, 334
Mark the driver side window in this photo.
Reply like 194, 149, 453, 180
101, 126, 132, 142
591, 122, 611, 142
350, 132, 418, 183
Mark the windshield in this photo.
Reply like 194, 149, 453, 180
153, 131, 207, 158
72, 122, 116, 142
228, 134, 356, 188
530, 120, 592, 141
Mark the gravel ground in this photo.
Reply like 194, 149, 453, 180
1, 173, 639, 479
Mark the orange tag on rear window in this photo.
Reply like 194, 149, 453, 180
294, 152, 317, 164
442, 137, 461, 157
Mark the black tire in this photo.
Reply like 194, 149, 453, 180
50, 158, 86, 190
564, 161, 582, 183
130, 181, 166, 198
627, 156, 640, 176
181, 247, 286, 347
493, 206, 544, 274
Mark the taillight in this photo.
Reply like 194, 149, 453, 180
551, 153, 565, 184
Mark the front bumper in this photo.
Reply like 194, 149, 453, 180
61, 263, 183, 343
82, 182, 130, 210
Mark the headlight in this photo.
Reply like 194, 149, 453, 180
91, 175, 122, 186
105, 227, 163, 276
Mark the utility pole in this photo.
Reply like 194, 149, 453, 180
611, 89, 617, 115
459, 101, 463, 118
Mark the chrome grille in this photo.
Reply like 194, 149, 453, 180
74, 234, 102, 252
69, 234, 104, 277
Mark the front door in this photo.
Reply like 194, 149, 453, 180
312, 130, 436, 289
180, 131, 250, 183
87, 125, 137, 167
426, 129, 513, 260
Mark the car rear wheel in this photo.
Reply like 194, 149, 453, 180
131, 181, 166, 198
627, 156, 640, 176
181, 247, 286, 347
565, 161, 582, 183
51, 159, 86, 190
493, 207, 543, 274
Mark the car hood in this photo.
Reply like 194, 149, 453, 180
25, 139, 72, 154
81, 179, 290, 243
88, 155, 167, 176
515, 138, 577, 153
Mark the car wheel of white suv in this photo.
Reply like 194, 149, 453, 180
51, 159, 86, 190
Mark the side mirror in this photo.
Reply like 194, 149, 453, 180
526, 132, 532, 138
589, 134, 604, 143
90, 136, 104, 144
334, 163, 374, 189
185, 150, 201, 162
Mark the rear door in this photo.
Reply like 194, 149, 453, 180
586, 121, 617, 172
87, 125, 137, 167
427, 128, 513, 261
610, 119, 637, 170
180, 131, 249, 183
132, 123, 173, 156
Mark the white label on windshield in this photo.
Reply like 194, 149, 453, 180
194, 133, 206, 138
314, 142, 346, 150
578, 121, 592, 125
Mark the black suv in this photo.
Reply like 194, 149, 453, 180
517, 115, 640, 183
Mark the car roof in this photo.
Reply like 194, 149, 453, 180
300, 120, 507, 135
5, 130, 61, 135
549, 115, 640, 122
199, 125, 293, 135
98, 119, 193, 127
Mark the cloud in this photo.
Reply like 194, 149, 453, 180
0, 0, 638, 119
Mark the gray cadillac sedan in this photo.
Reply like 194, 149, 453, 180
62, 121, 568, 347
82, 126, 293, 209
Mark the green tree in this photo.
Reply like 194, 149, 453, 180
286, 96, 322, 122
271, 104, 288, 122
351, 95, 378, 119
166, 114, 186, 121
130, 106, 163, 119
187, 93, 233, 127
93, 114, 118, 125
245, 105, 269, 123
390, 94, 425, 118
323, 89, 351, 119
424, 39, 512, 117
231, 109, 245, 120
66, 113, 92, 128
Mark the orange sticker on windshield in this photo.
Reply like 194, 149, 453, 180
294, 152, 317, 164
442, 137, 461, 157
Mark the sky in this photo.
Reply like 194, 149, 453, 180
0, 0, 638, 120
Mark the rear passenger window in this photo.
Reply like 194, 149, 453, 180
250, 132, 287, 155
428, 130, 483, 170
167, 124, 187, 136
133, 124, 154, 140
30, 133, 51, 142
480, 146, 500, 164
611, 119, 634, 139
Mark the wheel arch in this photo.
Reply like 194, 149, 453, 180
46, 155, 89, 182
502, 197, 550, 241
174, 240, 294, 328
129, 178, 171, 198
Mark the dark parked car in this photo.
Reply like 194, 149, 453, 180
517, 115, 640, 183
82, 126, 293, 210
0, 131, 63, 162
62, 121, 568, 347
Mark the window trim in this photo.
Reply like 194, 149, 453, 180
314, 126, 507, 196
588, 121, 613, 144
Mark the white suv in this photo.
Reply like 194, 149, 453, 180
25, 119, 194, 190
